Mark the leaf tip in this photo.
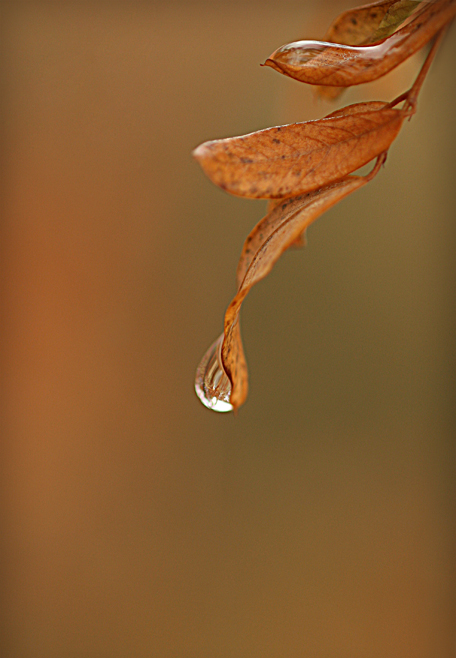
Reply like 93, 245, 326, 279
192, 141, 210, 163
262, 58, 281, 73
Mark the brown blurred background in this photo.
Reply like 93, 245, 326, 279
1, 2, 455, 657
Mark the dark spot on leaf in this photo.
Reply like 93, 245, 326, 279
272, 138, 281, 144
241, 157, 253, 163
351, 17, 357, 25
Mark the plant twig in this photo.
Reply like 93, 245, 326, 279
389, 27, 447, 113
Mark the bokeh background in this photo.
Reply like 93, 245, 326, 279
1, 1, 455, 656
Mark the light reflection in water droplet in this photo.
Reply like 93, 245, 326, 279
195, 334, 233, 412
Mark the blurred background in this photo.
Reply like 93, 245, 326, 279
1, 1, 455, 656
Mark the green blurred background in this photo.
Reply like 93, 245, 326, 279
1, 1, 455, 656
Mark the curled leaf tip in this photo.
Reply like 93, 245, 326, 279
265, 0, 456, 88
195, 157, 387, 412
194, 0, 453, 412
262, 57, 287, 74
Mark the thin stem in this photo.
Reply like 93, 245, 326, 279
406, 26, 447, 110
365, 151, 388, 182
388, 27, 447, 113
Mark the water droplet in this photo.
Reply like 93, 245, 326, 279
195, 334, 233, 413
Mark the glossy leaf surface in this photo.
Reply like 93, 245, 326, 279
317, 0, 425, 99
193, 101, 405, 199
263, 0, 455, 87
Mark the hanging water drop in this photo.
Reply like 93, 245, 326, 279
195, 334, 233, 412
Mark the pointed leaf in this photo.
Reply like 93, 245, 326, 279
369, 0, 425, 42
323, 0, 424, 47
263, 0, 456, 88
219, 157, 385, 410
193, 101, 405, 199
317, 0, 424, 99
323, 0, 402, 47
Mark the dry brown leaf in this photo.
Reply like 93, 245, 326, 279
263, 0, 455, 88
323, 0, 424, 47
195, 156, 386, 411
317, 0, 425, 99
193, 101, 406, 199
370, 0, 426, 41
194, 3, 447, 413
324, 0, 402, 46
267, 200, 307, 247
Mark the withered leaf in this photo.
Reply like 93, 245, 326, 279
193, 101, 405, 199
323, 0, 406, 47
323, 0, 424, 47
263, 0, 456, 88
370, 0, 425, 42
317, 0, 424, 99
225, 158, 385, 409
197, 156, 385, 411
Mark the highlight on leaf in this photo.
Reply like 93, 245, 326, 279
194, 0, 451, 412
370, 0, 426, 42
193, 101, 406, 200
317, 0, 426, 99
322, 0, 425, 48
195, 156, 386, 412
262, 0, 455, 88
